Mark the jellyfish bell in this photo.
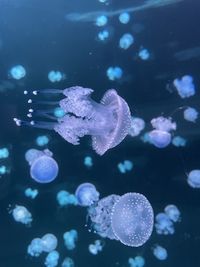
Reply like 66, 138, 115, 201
111, 192, 154, 247
148, 130, 171, 148
75, 183, 99, 207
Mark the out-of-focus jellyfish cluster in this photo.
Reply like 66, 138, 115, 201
24, 187, 39, 199
152, 244, 168, 260
187, 169, 200, 188
56, 190, 78, 207
183, 107, 198, 122
118, 160, 133, 174
48, 70, 65, 83
173, 75, 195, 98
128, 256, 145, 267
9, 65, 26, 80
155, 204, 181, 235
63, 229, 78, 250
129, 117, 145, 137
25, 148, 59, 183
106, 66, 123, 81
88, 240, 104, 255
11, 205, 32, 225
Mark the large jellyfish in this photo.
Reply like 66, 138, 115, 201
14, 86, 131, 155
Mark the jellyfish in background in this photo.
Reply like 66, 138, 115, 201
118, 160, 133, 174
187, 169, 200, 188
48, 70, 65, 83
128, 256, 145, 267
75, 183, 99, 207
148, 116, 176, 148
61, 257, 74, 267
63, 230, 78, 250
95, 15, 108, 26
183, 107, 198, 122
164, 205, 181, 223
9, 65, 26, 80
11, 205, 32, 225
0, 147, 9, 159
155, 213, 175, 235
119, 33, 134, 49
25, 148, 59, 183
152, 245, 168, 260
88, 240, 104, 255
173, 75, 195, 98
45, 250, 59, 267
84, 156, 93, 168
138, 48, 150, 60
172, 136, 186, 147
54, 107, 66, 118
56, 190, 78, 207
28, 238, 44, 257
119, 12, 130, 24
24, 187, 39, 199
36, 135, 49, 146
14, 86, 131, 155
129, 117, 145, 137
106, 66, 123, 81
97, 30, 109, 41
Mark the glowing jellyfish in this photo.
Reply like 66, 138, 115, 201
119, 33, 134, 49
152, 245, 168, 260
0, 147, 9, 159
138, 48, 150, 60
14, 86, 131, 156
48, 71, 65, 83
106, 66, 123, 81
63, 230, 78, 250
183, 107, 198, 122
111, 193, 154, 247
9, 65, 26, 80
54, 107, 65, 118
0, 165, 7, 175
88, 240, 104, 255
27, 238, 44, 257
95, 15, 108, 26
56, 190, 78, 207
36, 135, 49, 146
173, 75, 195, 98
84, 156, 93, 168
187, 169, 200, 188
97, 30, 109, 41
164, 205, 181, 223
75, 183, 99, 207
128, 256, 145, 267
25, 148, 59, 183
172, 136, 186, 147
129, 117, 145, 137
119, 12, 130, 24
45, 250, 59, 267
154, 213, 174, 235
12, 205, 32, 225
62, 257, 74, 267
41, 234, 58, 252
118, 160, 133, 174
25, 188, 39, 199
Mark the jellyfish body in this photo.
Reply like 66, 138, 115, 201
153, 245, 168, 260
95, 15, 108, 26
12, 205, 32, 225
48, 71, 65, 83
173, 75, 195, 98
0, 147, 9, 159
183, 107, 198, 122
119, 12, 130, 24
36, 135, 49, 146
56, 190, 78, 207
44, 250, 59, 267
27, 238, 44, 257
111, 193, 154, 247
172, 136, 186, 147
138, 48, 150, 60
9, 65, 26, 80
119, 33, 134, 49
63, 230, 78, 250
106, 67, 123, 81
41, 234, 58, 253
129, 117, 145, 137
88, 240, 103, 255
25, 188, 39, 199
128, 256, 145, 267
155, 212, 175, 235
98, 30, 109, 41
164, 205, 181, 223
75, 183, 99, 207
61, 257, 74, 267
187, 169, 200, 188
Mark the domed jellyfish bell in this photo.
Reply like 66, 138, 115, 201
148, 130, 171, 148
75, 183, 99, 207
111, 192, 154, 247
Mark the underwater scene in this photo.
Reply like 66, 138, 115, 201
0, 0, 200, 266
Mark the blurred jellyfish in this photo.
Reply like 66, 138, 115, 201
27, 238, 44, 257
140, 132, 151, 144
0, 165, 7, 175
97, 30, 109, 41
62, 257, 74, 267
25, 188, 39, 199
45, 250, 59, 267
95, 15, 108, 26
36, 135, 49, 146
0, 147, 9, 159
88, 240, 104, 255
128, 256, 145, 267
106, 66, 123, 81
15, 86, 131, 156
54, 107, 66, 118
118, 160, 133, 174
119, 12, 130, 24
12, 205, 32, 225
172, 136, 186, 147
187, 169, 200, 188
152, 245, 168, 260
155, 213, 174, 235
119, 33, 134, 49
41, 234, 58, 252
9, 65, 26, 80
148, 116, 176, 148
25, 148, 59, 183
173, 75, 195, 98
63, 230, 78, 250
111, 193, 154, 247
48, 71, 65, 83
56, 190, 78, 207
129, 117, 145, 137
183, 107, 198, 122
75, 183, 99, 207
84, 156, 93, 168
164, 205, 181, 222
138, 48, 150, 60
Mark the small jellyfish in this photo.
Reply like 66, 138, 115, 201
128, 256, 145, 267
41, 234, 58, 253
56, 190, 78, 207
36, 135, 49, 146
9, 65, 26, 80
111, 193, 154, 247
183, 107, 198, 122
45, 250, 59, 267
54, 107, 66, 118
27, 238, 44, 257
0, 165, 7, 175
97, 30, 109, 41
12, 205, 32, 225
48, 70, 65, 83
0, 147, 9, 159
119, 12, 130, 24
187, 169, 200, 188
106, 66, 123, 81
129, 117, 145, 137
61, 257, 74, 267
164, 205, 181, 223
25, 188, 39, 199
119, 33, 134, 50
84, 156, 93, 168
154, 213, 174, 235
75, 183, 99, 207
25, 148, 59, 183
15, 86, 131, 156
63, 230, 78, 250
88, 240, 104, 255
95, 15, 108, 26
172, 136, 186, 147
118, 160, 133, 174
173, 75, 195, 98
152, 245, 168, 260
138, 48, 150, 60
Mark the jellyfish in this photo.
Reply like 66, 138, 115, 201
119, 12, 130, 24
14, 86, 131, 156
61, 257, 74, 267
152, 245, 168, 260
45, 250, 59, 267
75, 183, 99, 207
128, 256, 145, 267
11, 205, 32, 225
48, 71, 65, 83
95, 15, 108, 26
138, 48, 150, 60
119, 33, 134, 50
106, 67, 123, 81
111, 193, 154, 247
63, 230, 78, 250
187, 169, 200, 188
9, 65, 26, 80
27, 238, 44, 257
54, 107, 66, 118
0, 147, 9, 159
183, 107, 198, 122
129, 117, 145, 137
118, 160, 133, 174
56, 190, 78, 207
36, 135, 49, 146
84, 156, 93, 168
25, 148, 59, 183
97, 30, 109, 41
24, 187, 39, 199
41, 234, 58, 253
88, 240, 104, 255
164, 205, 181, 223
172, 136, 186, 147
154, 213, 175, 235
173, 75, 195, 98
0, 165, 7, 175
